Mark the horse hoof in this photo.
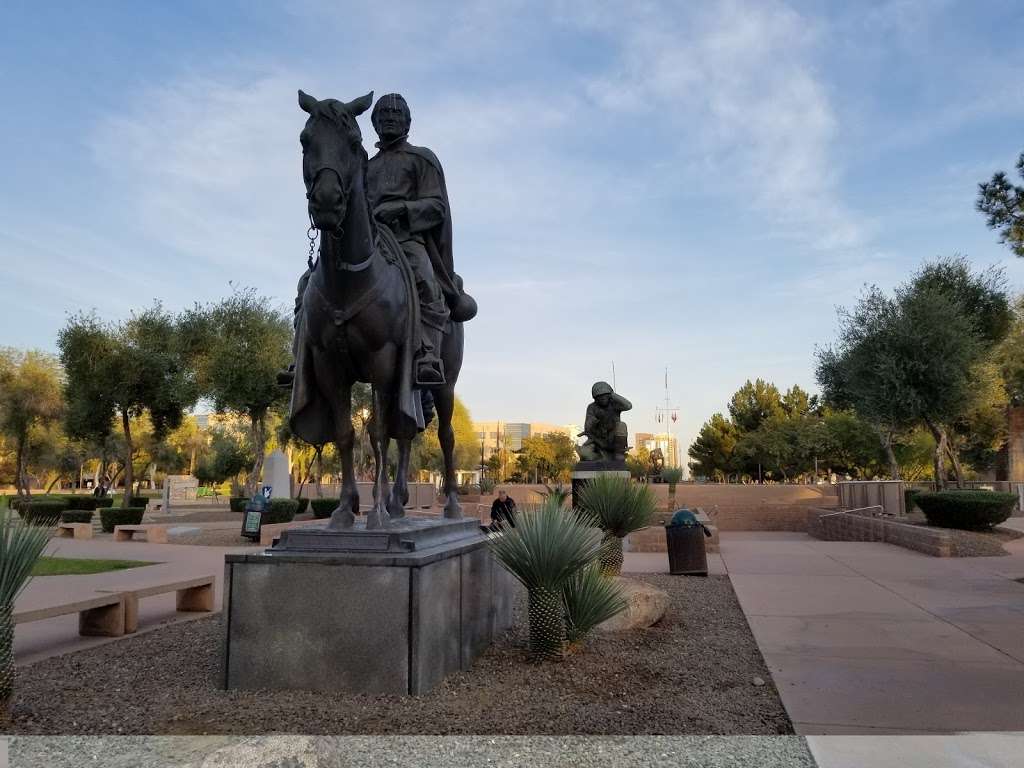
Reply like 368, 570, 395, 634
366, 505, 390, 529
326, 508, 355, 530
387, 497, 405, 519
443, 499, 463, 519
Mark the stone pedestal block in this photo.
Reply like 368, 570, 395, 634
223, 517, 520, 695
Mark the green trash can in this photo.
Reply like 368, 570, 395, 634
666, 508, 711, 576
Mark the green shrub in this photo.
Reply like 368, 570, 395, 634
229, 496, 248, 513
65, 496, 99, 511
128, 495, 150, 508
295, 497, 309, 515
263, 499, 299, 525
94, 497, 114, 509
311, 498, 339, 519
563, 562, 626, 645
18, 500, 68, 525
479, 477, 496, 494
99, 507, 145, 533
914, 490, 1017, 531
60, 510, 94, 524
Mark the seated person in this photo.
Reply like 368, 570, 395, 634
489, 489, 517, 530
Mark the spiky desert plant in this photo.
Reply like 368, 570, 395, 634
661, 467, 683, 511
563, 562, 627, 647
487, 498, 601, 661
578, 474, 657, 576
0, 506, 55, 720
542, 483, 570, 507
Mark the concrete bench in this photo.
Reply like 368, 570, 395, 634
56, 522, 93, 540
113, 524, 168, 543
14, 593, 125, 637
99, 574, 215, 633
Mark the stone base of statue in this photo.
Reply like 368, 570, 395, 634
222, 516, 520, 695
571, 460, 631, 508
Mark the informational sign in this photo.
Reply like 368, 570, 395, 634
241, 491, 269, 540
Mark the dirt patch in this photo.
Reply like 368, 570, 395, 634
4, 574, 792, 736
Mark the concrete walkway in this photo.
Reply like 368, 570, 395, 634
721, 531, 1024, 735
14, 537, 250, 665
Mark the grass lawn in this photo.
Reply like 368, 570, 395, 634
31, 557, 157, 576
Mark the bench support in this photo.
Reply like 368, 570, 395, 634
177, 583, 214, 613
79, 602, 125, 636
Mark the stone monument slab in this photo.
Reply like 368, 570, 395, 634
262, 450, 291, 499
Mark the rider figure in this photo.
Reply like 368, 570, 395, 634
280, 92, 474, 389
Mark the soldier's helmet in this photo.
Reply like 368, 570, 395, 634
592, 381, 614, 398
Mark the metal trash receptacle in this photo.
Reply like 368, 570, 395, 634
666, 508, 711, 576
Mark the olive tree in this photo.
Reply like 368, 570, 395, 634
58, 306, 197, 505
0, 349, 64, 499
183, 288, 291, 496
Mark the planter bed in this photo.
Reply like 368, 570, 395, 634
5, 574, 792, 735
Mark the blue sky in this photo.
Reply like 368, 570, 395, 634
2, 0, 1023, 456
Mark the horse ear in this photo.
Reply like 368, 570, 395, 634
346, 91, 374, 116
298, 90, 318, 114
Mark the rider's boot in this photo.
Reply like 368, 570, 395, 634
415, 324, 445, 386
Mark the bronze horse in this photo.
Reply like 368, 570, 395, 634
289, 90, 464, 529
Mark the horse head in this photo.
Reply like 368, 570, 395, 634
298, 89, 373, 233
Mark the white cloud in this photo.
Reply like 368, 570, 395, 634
567, 0, 866, 251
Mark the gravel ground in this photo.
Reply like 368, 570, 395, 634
3, 575, 792, 736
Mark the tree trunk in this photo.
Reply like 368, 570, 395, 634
880, 428, 901, 480
189, 445, 197, 476
925, 419, 947, 491
14, 433, 29, 500
121, 409, 134, 507
248, 411, 267, 497
946, 440, 966, 489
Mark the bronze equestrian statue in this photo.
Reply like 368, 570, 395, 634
288, 89, 475, 529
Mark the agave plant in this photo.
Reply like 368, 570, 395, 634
0, 506, 55, 720
563, 562, 626, 647
577, 474, 657, 576
487, 498, 601, 661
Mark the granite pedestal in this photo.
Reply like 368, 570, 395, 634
571, 460, 631, 508
223, 516, 520, 695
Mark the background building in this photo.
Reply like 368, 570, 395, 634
473, 421, 579, 457
634, 431, 681, 468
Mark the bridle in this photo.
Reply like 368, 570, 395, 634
304, 157, 374, 273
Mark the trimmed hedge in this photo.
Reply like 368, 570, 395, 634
128, 495, 150, 508
94, 497, 114, 509
311, 498, 339, 519
262, 498, 299, 525
230, 496, 248, 513
61, 510, 95, 524
65, 496, 100, 511
18, 500, 67, 525
914, 490, 1017, 531
295, 497, 309, 515
100, 506, 145, 533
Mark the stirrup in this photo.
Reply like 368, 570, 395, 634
416, 361, 445, 386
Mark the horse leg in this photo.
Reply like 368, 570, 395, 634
365, 385, 391, 529
434, 385, 462, 519
326, 382, 358, 530
388, 438, 411, 519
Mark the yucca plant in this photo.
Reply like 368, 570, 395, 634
661, 467, 684, 512
487, 498, 601, 661
563, 562, 626, 648
542, 483, 570, 507
577, 474, 657, 576
0, 506, 55, 721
